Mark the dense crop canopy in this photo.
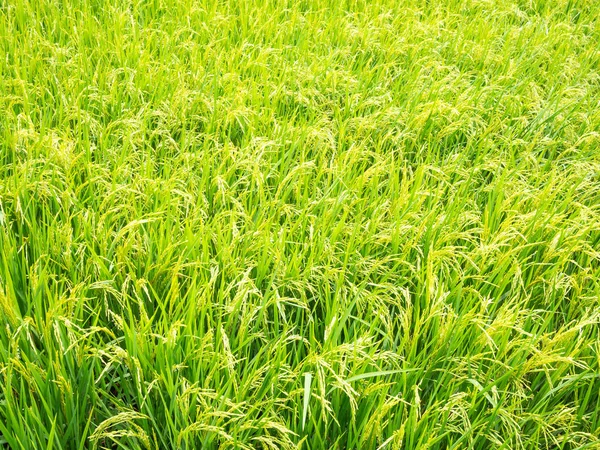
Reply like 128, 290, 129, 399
1, 0, 599, 448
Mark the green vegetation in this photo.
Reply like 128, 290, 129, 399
1, 0, 599, 448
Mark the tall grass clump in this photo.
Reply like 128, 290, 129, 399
1, 0, 600, 448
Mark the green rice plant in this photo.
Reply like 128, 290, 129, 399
1, 0, 599, 448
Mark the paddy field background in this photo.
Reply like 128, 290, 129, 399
1, 0, 600, 448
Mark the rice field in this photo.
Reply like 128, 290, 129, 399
1, 0, 600, 448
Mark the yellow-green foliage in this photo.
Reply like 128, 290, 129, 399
1, 0, 599, 448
